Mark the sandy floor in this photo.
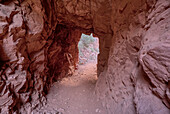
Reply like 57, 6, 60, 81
42, 62, 107, 114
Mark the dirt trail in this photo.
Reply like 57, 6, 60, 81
44, 62, 107, 114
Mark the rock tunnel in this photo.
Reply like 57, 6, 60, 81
0, 0, 170, 113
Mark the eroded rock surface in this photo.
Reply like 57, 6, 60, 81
0, 0, 169, 113
96, 0, 170, 114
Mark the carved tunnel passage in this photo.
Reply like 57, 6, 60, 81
0, 0, 170, 114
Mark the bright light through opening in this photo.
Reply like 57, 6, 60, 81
78, 33, 99, 65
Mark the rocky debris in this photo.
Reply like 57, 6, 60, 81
0, 0, 169, 113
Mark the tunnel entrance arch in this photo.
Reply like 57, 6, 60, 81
45, 33, 104, 114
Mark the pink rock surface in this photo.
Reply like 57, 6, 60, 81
0, 0, 169, 113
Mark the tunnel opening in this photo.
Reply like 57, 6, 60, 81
78, 33, 99, 65
45, 33, 104, 114
1, 0, 169, 113
47, 24, 100, 82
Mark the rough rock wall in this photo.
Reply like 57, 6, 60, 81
47, 24, 82, 80
0, 0, 170, 113
0, 1, 53, 113
0, 0, 87, 113
96, 0, 170, 114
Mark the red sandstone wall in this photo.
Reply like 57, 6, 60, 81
96, 0, 170, 113
0, 0, 169, 113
